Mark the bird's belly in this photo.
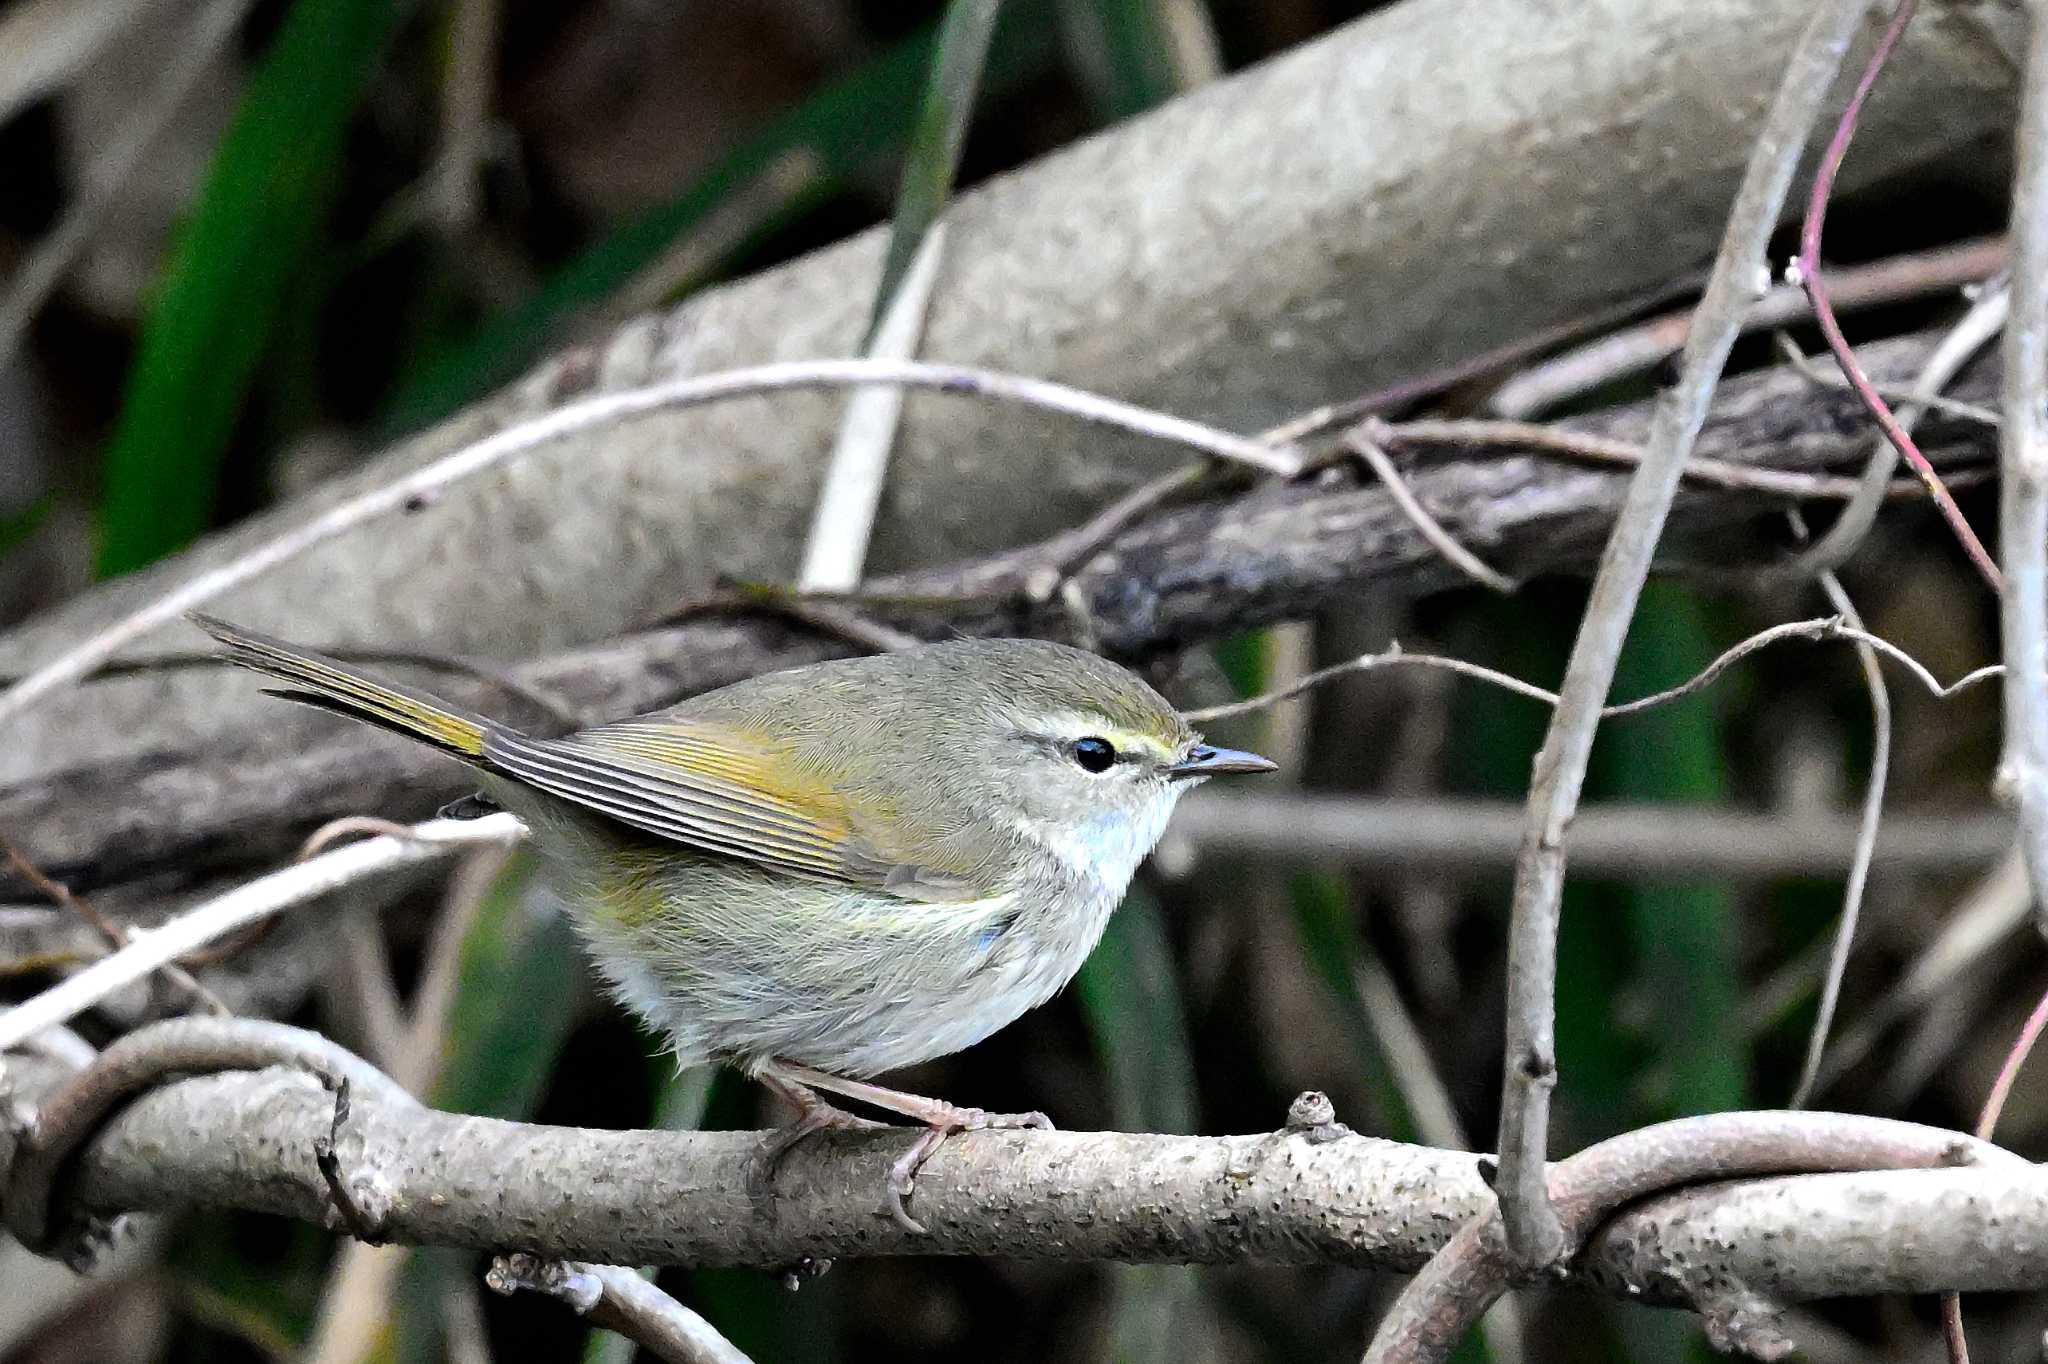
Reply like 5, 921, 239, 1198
559, 852, 1119, 1079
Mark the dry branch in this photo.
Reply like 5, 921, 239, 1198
3, 1048, 2044, 1325
0, 328, 2002, 898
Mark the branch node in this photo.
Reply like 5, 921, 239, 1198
779, 1255, 834, 1292
1284, 1090, 1353, 1144
1699, 1287, 1798, 1361
487, 1251, 605, 1313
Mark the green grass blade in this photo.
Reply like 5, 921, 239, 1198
1596, 581, 1747, 1118
95, 0, 399, 577
1078, 883, 1199, 1133
867, 0, 1004, 337
1058, 0, 1219, 121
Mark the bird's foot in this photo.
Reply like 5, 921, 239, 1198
748, 1077, 882, 1214
883, 1104, 1053, 1234
755, 1061, 1055, 1233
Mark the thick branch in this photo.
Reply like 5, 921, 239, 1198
0, 330, 2001, 896
9, 1058, 2047, 1315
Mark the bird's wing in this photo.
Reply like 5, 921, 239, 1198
482, 719, 983, 899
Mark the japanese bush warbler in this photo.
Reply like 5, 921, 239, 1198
192, 613, 1274, 1228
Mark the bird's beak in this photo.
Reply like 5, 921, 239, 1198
1167, 744, 1279, 779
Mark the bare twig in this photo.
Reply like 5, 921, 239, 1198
427, 0, 497, 233
1810, 848, 2030, 1091
1490, 0, 1871, 1268
1169, 793, 2008, 880
1346, 425, 1516, 593
1944, 968, 2048, 1364
1770, 285, 2010, 579
1188, 617, 1999, 726
0, 358, 1303, 731
0, 839, 228, 1017
0, 813, 526, 1054
1770, 330, 2001, 426
2000, 2, 2048, 942
1263, 276, 1710, 444
1788, 565, 1890, 1108
1788, 0, 2002, 590
488, 1254, 754, 1364
1363, 1111, 2004, 1364
1488, 235, 2008, 419
1382, 418, 1900, 501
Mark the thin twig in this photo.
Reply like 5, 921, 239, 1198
0, 839, 229, 1017
1346, 425, 1517, 593
1769, 330, 2000, 426
1944, 970, 2048, 1364
1171, 793, 2008, 882
800, 225, 950, 592
1769, 284, 2010, 580
0, 359, 1303, 732
1788, 564, 1889, 1108
1810, 848, 2030, 1091
427, 0, 498, 234
0, 814, 526, 1055
487, 1254, 754, 1364
1490, 0, 1872, 1268
1788, 0, 2002, 591
1382, 419, 1889, 501
1189, 617, 1998, 727
1488, 235, 2008, 420
1999, 0, 2048, 943
0, 0, 258, 366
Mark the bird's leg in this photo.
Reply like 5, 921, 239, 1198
747, 1064, 883, 1213
771, 1062, 1053, 1233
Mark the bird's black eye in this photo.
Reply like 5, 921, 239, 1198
1071, 736, 1116, 773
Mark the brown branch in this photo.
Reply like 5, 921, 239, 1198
1789, 0, 2003, 590
1363, 1112, 2002, 1364
487, 1254, 754, 1364
4, 1036, 2042, 1334
1488, 235, 2009, 419
1491, 0, 1878, 1267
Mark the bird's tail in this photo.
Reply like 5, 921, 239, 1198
190, 613, 496, 760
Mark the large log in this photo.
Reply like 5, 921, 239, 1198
0, 0, 2022, 784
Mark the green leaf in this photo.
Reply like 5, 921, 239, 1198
1595, 580, 1748, 1117
867, 0, 1004, 336
95, 0, 399, 577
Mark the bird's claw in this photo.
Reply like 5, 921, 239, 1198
883, 1108, 1056, 1232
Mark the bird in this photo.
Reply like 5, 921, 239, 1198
191, 612, 1276, 1228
